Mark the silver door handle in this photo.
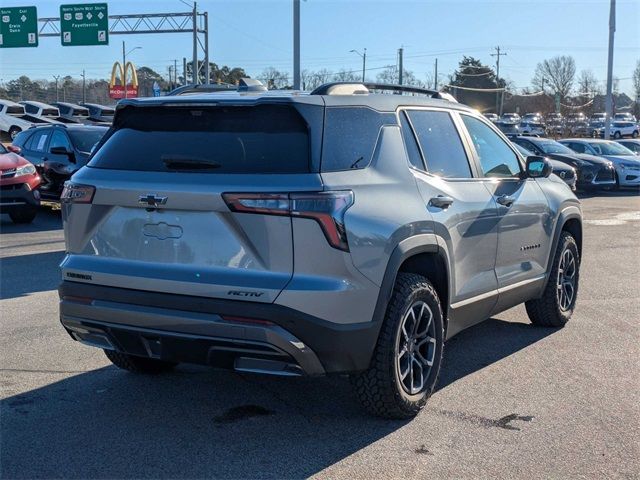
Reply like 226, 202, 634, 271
429, 195, 454, 209
496, 195, 515, 207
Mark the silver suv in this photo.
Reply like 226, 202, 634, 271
59, 82, 582, 418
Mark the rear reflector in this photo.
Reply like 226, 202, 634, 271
223, 191, 354, 251
221, 315, 275, 326
61, 182, 95, 204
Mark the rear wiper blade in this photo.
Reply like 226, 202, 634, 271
162, 155, 221, 170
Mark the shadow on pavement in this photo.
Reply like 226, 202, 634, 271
0, 208, 62, 234
0, 250, 64, 299
576, 188, 640, 199
0, 318, 557, 479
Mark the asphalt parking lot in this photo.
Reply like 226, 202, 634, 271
1, 192, 639, 479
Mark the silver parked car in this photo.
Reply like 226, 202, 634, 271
59, 81, 583, 419
560, 138, 640, 189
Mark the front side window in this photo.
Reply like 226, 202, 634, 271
462, 115, 521, 178
49, 130, 72, 152
406, 110, 471, 178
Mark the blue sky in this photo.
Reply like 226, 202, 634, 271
0, 0, 638, 95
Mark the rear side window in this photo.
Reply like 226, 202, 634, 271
89, 105, 310, 174
26, 129, 50, 152
406, 110, 471, 178
399, 111, 424, 170
321, 107, 395, 172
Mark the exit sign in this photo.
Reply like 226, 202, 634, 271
60, 3, 108, 46
0, 6, 38, 48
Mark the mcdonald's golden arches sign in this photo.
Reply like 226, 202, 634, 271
109, 61, 138, 99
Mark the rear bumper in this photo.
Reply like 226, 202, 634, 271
0, 183, 40, 213
59, 281, 381, 375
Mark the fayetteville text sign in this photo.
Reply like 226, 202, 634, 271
60, 3, 108, 46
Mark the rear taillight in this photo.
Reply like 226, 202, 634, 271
61, 182, 95, 204
223, 191, 354, 251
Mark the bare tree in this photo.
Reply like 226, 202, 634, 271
258, 67, 290, 89
576, 70, 600, 96
633, 60, 640, 101
532, 55, 576, 101
333, 69, 359, 82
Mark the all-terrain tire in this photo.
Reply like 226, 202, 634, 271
104, 349, 177, 374
351, 273, 445, 419
525, 231, 580, 327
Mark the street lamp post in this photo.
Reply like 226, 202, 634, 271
122, 41, 142, 99
350, 48, 367, 82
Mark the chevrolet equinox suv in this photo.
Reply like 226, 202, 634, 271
59, 82, 582, 419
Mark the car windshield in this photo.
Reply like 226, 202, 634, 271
588, 142, 635, 156
69, 129, 108, 153
513, 143, 533, 156
537, 141, 574, 155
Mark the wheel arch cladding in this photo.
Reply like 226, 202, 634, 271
562, 217, 582, 257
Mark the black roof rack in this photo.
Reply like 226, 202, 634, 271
309, 82, 457, 102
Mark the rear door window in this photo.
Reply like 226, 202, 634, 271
405, 110, 472, 178
89, 104, 311, 174
26, 129, 50, 152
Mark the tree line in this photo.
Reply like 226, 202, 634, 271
1, 56, 638, 116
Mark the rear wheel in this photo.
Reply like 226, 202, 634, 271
613, 131, 621, 139
526, 231, 580, 327
9, 208, 37, 224
633, 130, 639, 138
104, 349, 177, 374
8, 127, 21, 141
351, 273, 444, 419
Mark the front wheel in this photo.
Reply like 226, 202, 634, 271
613, 131, 621, 139
632, 130, 639, 138
9, 208, 37, 224
351, 273, 444, 419
525, 231, 580, 327
8, 127, 21, 141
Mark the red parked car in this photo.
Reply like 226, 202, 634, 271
0, 143, 41, 223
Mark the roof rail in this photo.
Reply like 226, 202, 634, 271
309, 82, 457, 102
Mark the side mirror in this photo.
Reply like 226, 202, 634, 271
525, 156, 552, 178
7, 145, 21, 154
50, 146, 75, 161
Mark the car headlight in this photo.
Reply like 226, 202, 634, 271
14, 163, 36, 176
621, 162, 640, 171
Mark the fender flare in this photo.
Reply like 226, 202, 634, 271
370, 234, 449, 328
542, 206, 582, 291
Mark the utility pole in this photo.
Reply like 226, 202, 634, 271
183, 58, 187, 86
122, 41, 127, 98
174, 59, 178, 88
434, 58, 438, 90
192, 2, 198, 85
350, 49, 367, 82
81, 69, 86, 104
204, 12, 210, 84
52, 75, 60, 102
293, 0, 300, 90
604, 0, 616, 139
491, 46, 507, 114
398, 47, 404, 85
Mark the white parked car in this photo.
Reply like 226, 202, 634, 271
616, 139, 640, 155
606, 121, 639, 139
19, 101, 65, 125
0, 99, 48, 140
519, 121, 546, 136
560, 138, 640, 189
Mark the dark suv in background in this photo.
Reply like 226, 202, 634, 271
59, 81, 582, 418
12, 124, 107, 201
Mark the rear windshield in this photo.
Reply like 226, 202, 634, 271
88, 105, 310, 173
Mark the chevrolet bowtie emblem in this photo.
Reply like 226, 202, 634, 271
138, 194, 168, 207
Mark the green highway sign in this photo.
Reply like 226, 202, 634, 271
0, 6, 38, 48
60, 3, 108, 46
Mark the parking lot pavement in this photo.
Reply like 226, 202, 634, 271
1, 192, 639, 479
